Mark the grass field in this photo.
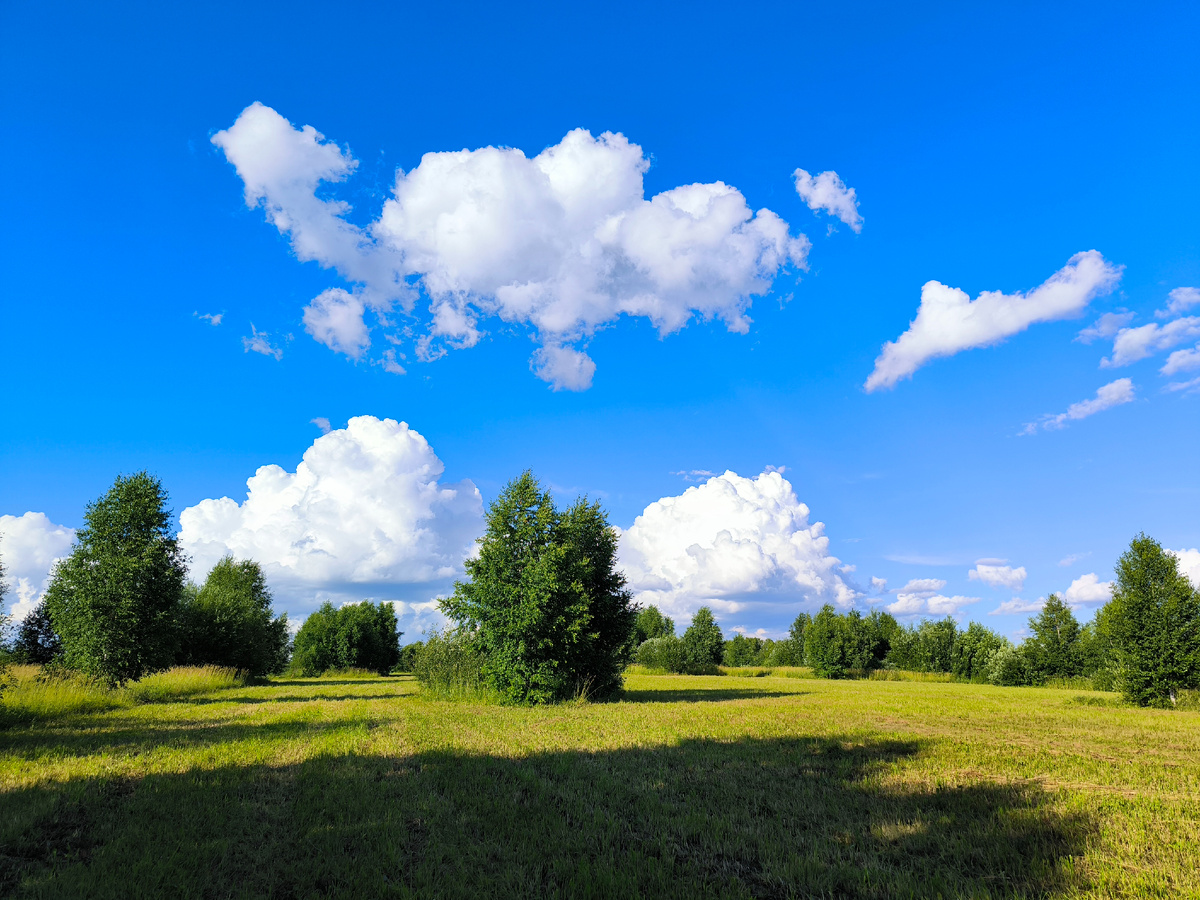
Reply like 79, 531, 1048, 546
1, 669, 1197, 899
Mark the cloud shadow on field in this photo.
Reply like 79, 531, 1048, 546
0, 734, 1093, 899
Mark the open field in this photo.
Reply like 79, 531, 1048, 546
1, 671, 1197, 899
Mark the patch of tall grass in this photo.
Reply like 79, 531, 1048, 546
0, 665, 244, 725
868, 669, 960, 683
413, 630, 498, 701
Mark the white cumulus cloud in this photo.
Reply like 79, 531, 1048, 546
968, 563, 1027, 590
792, 168, 862, 232
896, 577, 947, 593
0, 512, 76, 622
1160, 286, 1200, 317
1076, 311, 1134, 344
1170, 548, 1200, 590
214, 103, 812, 390
1061, 572, 1112, 607
887, 593, 978, 617
989, 598, 1044, 616
1161, 343, 1200, 377
179, 416, 483, 631
1022, 378, 1135, 434
865, 251, 1122, 391
617, 470, 856, 622
1103, 316, 1200, 367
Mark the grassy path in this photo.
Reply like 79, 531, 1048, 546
1, 673, 1197, 898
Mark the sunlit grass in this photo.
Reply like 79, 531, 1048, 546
0, 669, 1196, 897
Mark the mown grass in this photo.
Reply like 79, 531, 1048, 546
1, 671, 1197, 898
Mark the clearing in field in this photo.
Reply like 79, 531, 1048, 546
1, 670, 1197, 899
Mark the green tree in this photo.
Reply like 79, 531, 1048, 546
682, 606, 724, 671
950, 622, 1008, 680
1024, 595, 1083, 679
13, 601, 63, 665
290, 600, 401, 676
635, 635, 687, 672
632, 605, 675, 644
440, 472, 636, 703
722, 634, 764, 667
44, 472, 186, 685
805, 605, 851, 678
1109, 534, 1200, 706
178, 556, 290, 676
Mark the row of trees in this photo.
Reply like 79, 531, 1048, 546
624, 534, 1198, 707
6, 473, 297, 684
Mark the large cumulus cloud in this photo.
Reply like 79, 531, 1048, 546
617, 470, 856, 629
0, 512, 76, 622
179, 416, 482, 632
213, 103, 811, 390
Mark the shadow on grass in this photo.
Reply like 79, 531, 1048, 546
265, 677, 402, 687
0, 734, 1092, 899
165, 692, 411, 706
620, 688, 804, 704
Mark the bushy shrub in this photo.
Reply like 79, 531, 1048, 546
722, 634, 764, 667
635, 635, 687, 672
290, 601, 401, 676
986, 644, 1035, 686
178, 557, 289, 676
414, 630, 488, 698
441, 472, 636, 704
682, 607, 725, 671
950, 623, 1009, 680
396, 642, 423, 673
805, 605, 851, 678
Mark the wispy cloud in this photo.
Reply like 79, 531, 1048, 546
243, 324, 284, 360
1022, 378, 1135, 434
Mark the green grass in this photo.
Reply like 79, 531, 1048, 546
1, 665, 244, 724
1, 670, 1197, 898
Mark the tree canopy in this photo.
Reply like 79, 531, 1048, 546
291, 600, 401, 676
44, 472, 186, 685
440, 471, 636, 703
179, 556, 290, 676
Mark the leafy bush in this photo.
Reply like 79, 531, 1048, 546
723, 634, 764, 667
441, 472, 636, 704
986, 644, 1035, 687
290, 601, 401, 676
12, 601, 62, 665
805, 605, 851, 678
396, 641, 423, 673
44, 472, 187, 685
178, 557, 290, 676
950, 623, 1008, 680
635, 635, 687, 673
414, 630, 489, 699
682, 607, 724, 671
1108, 534, 1200, 707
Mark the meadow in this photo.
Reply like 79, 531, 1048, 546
0, 667, 1197, 899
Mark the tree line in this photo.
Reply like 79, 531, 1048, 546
2, 472, 399, 685
3, 469, 1196, 708
625, 533, 1199, 707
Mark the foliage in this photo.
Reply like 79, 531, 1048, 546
178, 556, 290, 676
886, 618, 957, 673
950, 622, 1009, 680
1024, 594, 1083, 679
722, 634, 764, 667
290, 601, 401, 676
44, 472, 187, 686
1108, 533, 1200, 707
634, 635, 687, 673
397, 641, 423, 673
632, 605, 675, 644
682, 606, 725, 671
985, 644, 1035, 687
803, 606, 895, 678
413, 629, 489, 699
12, 601, 63, 665
804, 605, 851, 678
441, 472, 636, 704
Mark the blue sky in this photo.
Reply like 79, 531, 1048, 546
2, 0, 1198, 641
